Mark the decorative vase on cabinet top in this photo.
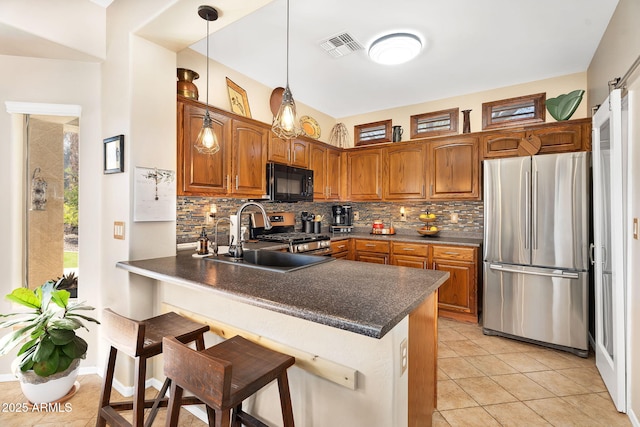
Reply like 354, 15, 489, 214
177, 68, 199, 100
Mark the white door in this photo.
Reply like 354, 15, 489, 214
592, 88, 626, 412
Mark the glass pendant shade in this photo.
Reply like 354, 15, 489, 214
195, 111, 220, 154
272, 85, 301, 139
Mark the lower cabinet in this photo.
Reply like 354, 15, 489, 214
353, 239, 389, 264
330, 239, 351, 259
390, 242, 429, 269
431, 245, 479, 323
347, 238, 481, 323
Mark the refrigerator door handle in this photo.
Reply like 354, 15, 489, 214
532, 170, 538, 250
589, 243, 595, 265
489, 264, 580, 279
525, 171, 531, 249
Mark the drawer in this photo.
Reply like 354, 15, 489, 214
391, 242, 429, 257
354, 239, 390, 254
330, 240, 350, 252
432, 245, 475, 261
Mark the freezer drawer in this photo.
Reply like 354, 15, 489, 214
483, 262, 588, 354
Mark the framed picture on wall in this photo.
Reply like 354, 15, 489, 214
133, 166, 176, 222
226, 77, 252, 118
103, 135, 124, 174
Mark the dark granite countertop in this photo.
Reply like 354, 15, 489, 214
117, 252, 449, 339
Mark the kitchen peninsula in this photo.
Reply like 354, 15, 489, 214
117, 250, 449, 427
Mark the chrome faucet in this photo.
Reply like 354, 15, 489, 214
228, 202, 272, 259
212, 217, 232, 256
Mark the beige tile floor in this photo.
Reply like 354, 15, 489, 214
0, 318, 631, 426
434, 317, 631, 427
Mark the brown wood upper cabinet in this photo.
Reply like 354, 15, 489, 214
177, 98, 231, 196
481, 118, 591, 159
310, 142, 342, 200
230, 118, 268, 197
427, 136, 480, 200
268, 134, 309, 168
383, 143, 427, 200
347, 148, 383, 201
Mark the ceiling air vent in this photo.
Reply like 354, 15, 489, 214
320, 32, 364, 58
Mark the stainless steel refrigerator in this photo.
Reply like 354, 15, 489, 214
483, 151, 590, 357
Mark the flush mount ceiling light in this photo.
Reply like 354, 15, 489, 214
368, 33, 422, 65
195, 5, 220, 155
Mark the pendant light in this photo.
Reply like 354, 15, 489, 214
272, 0, 302, 139
195, 5, 220, 155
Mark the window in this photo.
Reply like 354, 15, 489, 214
410, 108, 459, 138
482, 93, 545, 130
354, 120, 392, 146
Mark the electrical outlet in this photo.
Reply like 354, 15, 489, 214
354, 211, 360, 221
114, 221, 125, 240
400, 338, 408, 375
450, 213, 459, 224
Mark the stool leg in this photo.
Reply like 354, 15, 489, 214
145, 377, 171, 427
205, 405, 216, 427
195, 334, 206, 351
133, 355, 148, 427
278, 371, 295, 427
166, 381, 184, 427
96, 346, 117, 427
214, 408, 230, 427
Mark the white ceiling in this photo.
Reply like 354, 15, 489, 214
189, 0, 619, 118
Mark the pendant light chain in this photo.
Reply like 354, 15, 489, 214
205, 17, 210, 112
195, 5, 220, 155
286, 0, 290, 87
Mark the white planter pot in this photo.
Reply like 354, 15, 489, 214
15, 358, 80, 404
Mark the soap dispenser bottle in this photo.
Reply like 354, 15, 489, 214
197, 227, 209, 255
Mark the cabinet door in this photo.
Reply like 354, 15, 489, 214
534, 122, 583, 154
326, 147, 342, 200
355, 252, 389, 264
178, 100, 231, 195
291, 138, 309, 168
392, 255, 428, 269
433, 259, 475, 315
231, 119, 268, 196
309, 143, 328, 199
428, 137, 480, 200
267, 133, 290, 165
383, 143, 427, 200
481, 131, 525, 159
347, 148, 383, 200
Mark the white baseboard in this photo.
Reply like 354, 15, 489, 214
629, 407, 639, 427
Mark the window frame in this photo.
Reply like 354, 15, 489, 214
482, 93, 546, 130
410, 108, 459, 139
354, 119, 392, 146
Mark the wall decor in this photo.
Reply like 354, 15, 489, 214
226, 77, 251, 118
103, 135, 124, 174
134, 166, 176, 222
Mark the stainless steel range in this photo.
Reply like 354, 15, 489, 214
250, 212, 332, 255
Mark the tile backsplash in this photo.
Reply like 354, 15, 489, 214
177, 197, 483, 244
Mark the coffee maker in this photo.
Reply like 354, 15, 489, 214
331, 205, 353, 233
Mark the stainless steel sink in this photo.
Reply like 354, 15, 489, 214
205, 249, 335, 273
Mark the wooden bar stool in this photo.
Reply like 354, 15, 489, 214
163, 335, 295, 427
96, 309, 210, 427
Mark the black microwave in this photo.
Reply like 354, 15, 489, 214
265, 162, 314, 202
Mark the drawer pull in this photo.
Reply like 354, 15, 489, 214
403, 248, 415, 251
444, 251, 459, 255
337, 245, 346, 249
365, 244, 376, 247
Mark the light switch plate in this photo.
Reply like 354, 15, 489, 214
114, 221, 125, 240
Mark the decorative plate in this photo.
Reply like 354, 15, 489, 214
300, 116, 321, 139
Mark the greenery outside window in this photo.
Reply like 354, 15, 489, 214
482, 93, 545, 130
410, 108, 459, 138
354, 120, 392, 146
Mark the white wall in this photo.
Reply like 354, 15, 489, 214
588, 0, 640, 424
0, 55, 102, 376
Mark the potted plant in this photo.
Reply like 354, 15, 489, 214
0, 280, 99, 403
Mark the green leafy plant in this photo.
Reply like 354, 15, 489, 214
0, 281, 99, 377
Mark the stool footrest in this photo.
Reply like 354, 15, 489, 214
234, 408, 269, 427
